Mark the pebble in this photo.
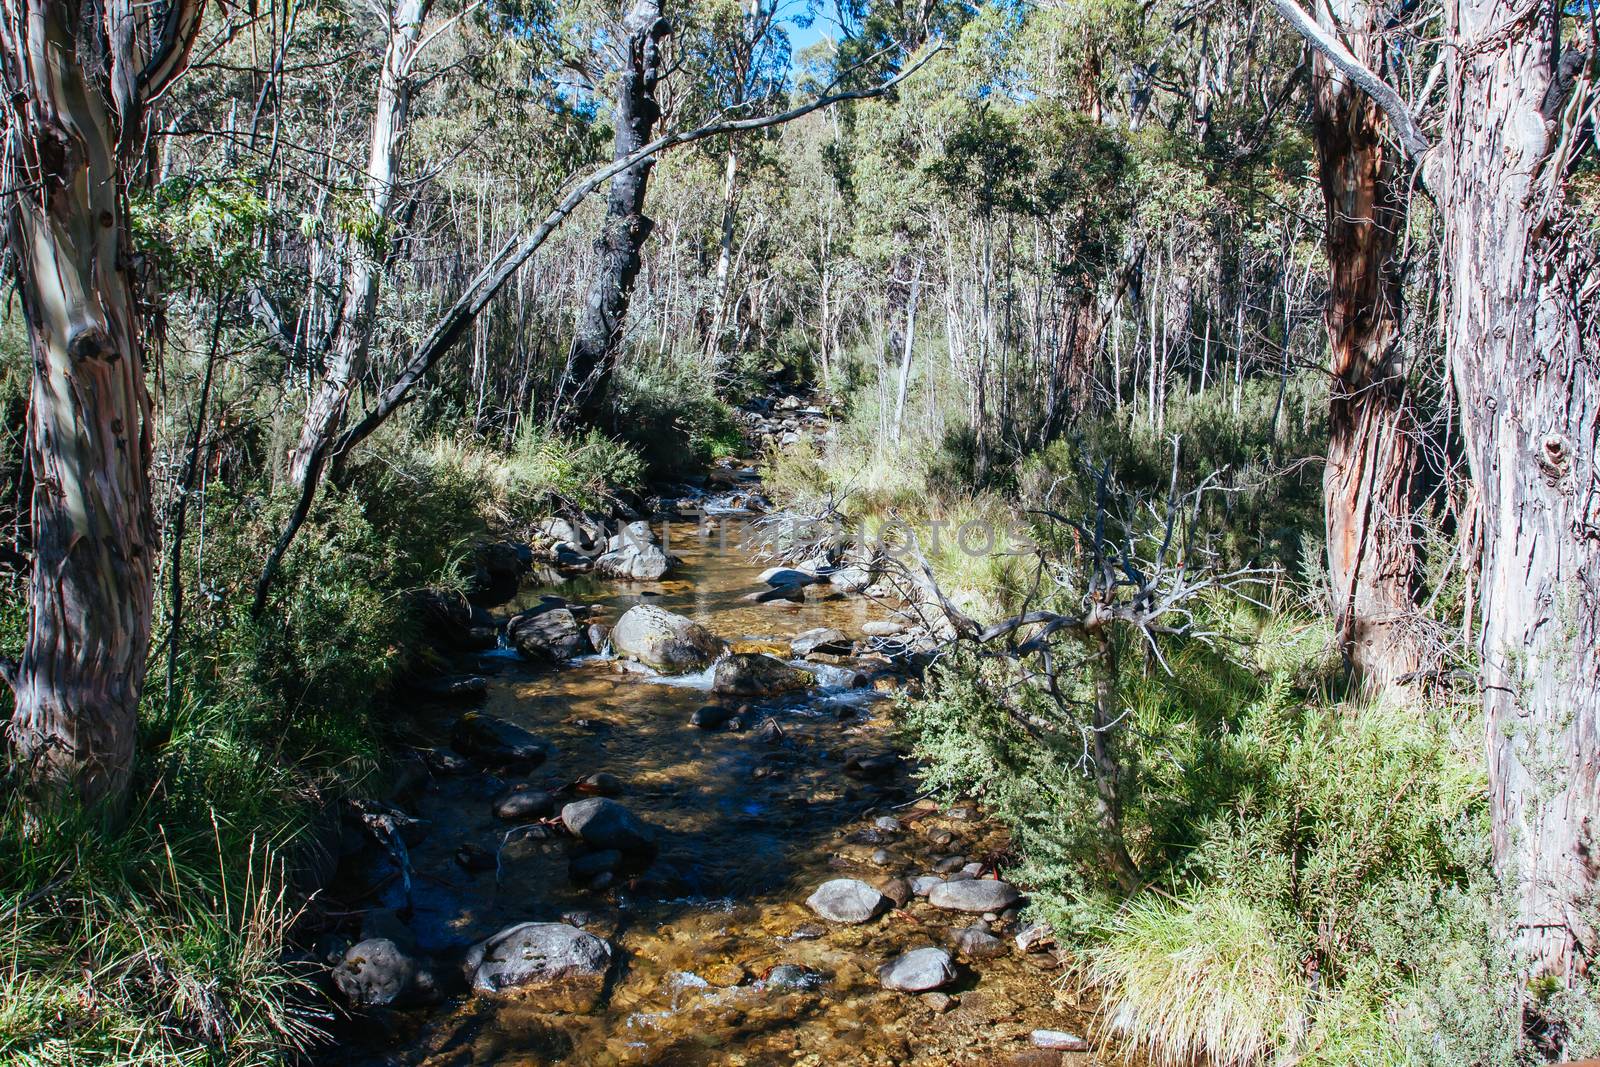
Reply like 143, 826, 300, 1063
910, 875, 943, 896
873, 815, 901, 832
922, 991, 956, 1013
927, 828, 955, 846
871, 848, 892, 865
934, 855, 968, 874
951, 926, 1006, 960
881, 877, 913, 908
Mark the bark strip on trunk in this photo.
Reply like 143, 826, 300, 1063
1311, 0, 1424, 687
559, 0, 671, 425
1438, 13, 1600, 992
0, 0, 201, 811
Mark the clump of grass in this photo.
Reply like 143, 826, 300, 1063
1081, 889, 1308, 1067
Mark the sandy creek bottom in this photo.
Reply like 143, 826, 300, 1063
327, 515, 1100, 1066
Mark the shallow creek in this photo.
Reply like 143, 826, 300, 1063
332, 509, 1098, 1066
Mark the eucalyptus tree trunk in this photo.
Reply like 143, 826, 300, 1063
287, 0, 432, 486
1436, 12, 1600, 989
1311, 0, 1423, 687
0, 0, 202, 810
560, 0, 671, 425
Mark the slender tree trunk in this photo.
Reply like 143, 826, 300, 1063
287, 0, 432, 485
1438, 10, 1600, 992
560, 0, 671, 425
706, 145, 739, 359
892, 266, 921, 441
0, 0, 202, 811
1311, 0, 1424, 687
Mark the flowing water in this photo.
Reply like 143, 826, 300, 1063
330, 504, 1097, 1066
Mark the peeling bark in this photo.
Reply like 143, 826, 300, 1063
0, 0, 201, 810
1437, 12, 1600, 989
1311, 0, 1424, 687
559, 0, 671, 425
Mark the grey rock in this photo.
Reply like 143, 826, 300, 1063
805, 878, 888, 924
333, 938, 427, 1008
451, 713, 551, 767
1016, 919, 1056, 954
568, 849, 623, 881
881, 877, 913, 908
418, 674, 488, 700
561, 797, 658, 856
690, 704, 735, 729
463, 922, 612, 1009
579, 771, 623, 796
493, 786, 555, 821
763, 963, 823, 991
873, 815, 902, 832
951, 926, 1006, 960
611, 605, 727, 672
927, 879, 1022, 914
877, 947, 955, 992
790, 627, 852, 658
713, 653, 814, 697
934, 855, 968, 874
861, 618, 909, 638
910, 875, 943, 896
509, 607, 586, 661
1032, 1030, 1089, 1051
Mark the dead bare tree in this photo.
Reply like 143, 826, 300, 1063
886, 448, 1274, 894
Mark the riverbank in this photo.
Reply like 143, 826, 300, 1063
309, 397, 1097, 1065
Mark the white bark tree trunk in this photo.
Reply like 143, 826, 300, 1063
1, 0, 202, 810
288, 0, 432, 485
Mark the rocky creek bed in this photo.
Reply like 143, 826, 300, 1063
315, 409, 1100, 1066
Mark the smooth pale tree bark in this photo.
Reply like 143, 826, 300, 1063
287, 0, 433, 485
1435, 13, 1600, 990
1310, 0, 1424, 687
0, 0, 203, 810
558, 0, 671, 425
892, 265, 921, 441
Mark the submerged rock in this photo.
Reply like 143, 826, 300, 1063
610, 605, 727, 671
492, 785, 555, 821
1032, 1030, 1089, 1051
763, 963, 823, 991
951, 926, 1006, 960
332, 938, 431, 1008
416, 673, 488, 700
878, 947, 955, 992
713, 653, 815, 697
462, 922, 612, 1009
561, 797, 658, 856
451, 713, 551, 767
927, 878, 1022, 913
805, 878, 888, 924
690, 704, 735, 729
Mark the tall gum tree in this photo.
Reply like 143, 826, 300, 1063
1272, 0, 1600, 1000
0, 0, 203, 810
1310, 0, 1425, 688
1436, 11, 1600, 988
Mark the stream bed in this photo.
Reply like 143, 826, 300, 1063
326, 503, 1097, 1065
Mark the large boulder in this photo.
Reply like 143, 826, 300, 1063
462, 922, 612, 1010
805, 878, 888, 924
926, 878, 1022, 914
713, 653, 814, 697
610, 605, 726, 671
878, 947, 955, 992
560, 797, 658, 857
332, 938, 431, 1008
508, 606, 586, 662
469, 541, 530, 605
451, 713, 552, 767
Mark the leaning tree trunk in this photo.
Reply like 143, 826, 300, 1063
0, 0, 202, 811
1311, 0, 1424, 688
560, 0, 671, 425
287, 0, 432, 486
1437, 11, 1600, 991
